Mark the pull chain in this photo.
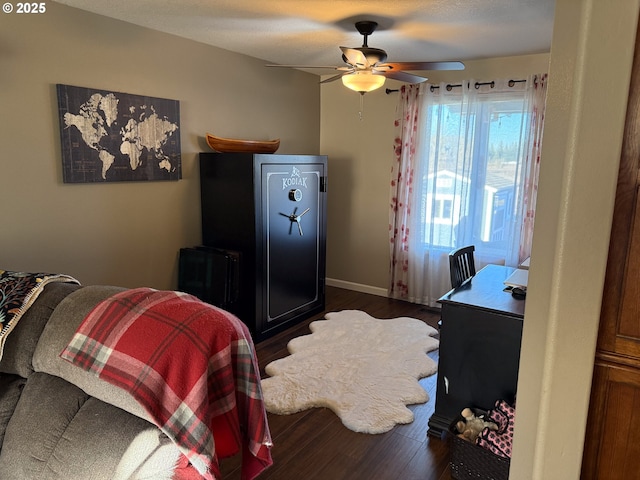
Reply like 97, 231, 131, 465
358, 92, 365, 121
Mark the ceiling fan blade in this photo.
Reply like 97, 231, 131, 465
380, 71, 429, 84
380, 61, 465, 72
340, 47, 370, 68
320, 73, 347, 84
265, 64, 342, 69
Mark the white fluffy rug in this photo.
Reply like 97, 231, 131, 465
261, 310, 439, 434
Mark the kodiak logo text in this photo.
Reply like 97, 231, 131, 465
282, 166, 308, 189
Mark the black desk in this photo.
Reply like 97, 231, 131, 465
427, 264, 525, 437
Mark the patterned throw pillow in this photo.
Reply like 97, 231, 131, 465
0, 271, 79, 360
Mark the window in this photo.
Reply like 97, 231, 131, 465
419, 95, 529, 256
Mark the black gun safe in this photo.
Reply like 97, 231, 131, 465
196, 152, 327, 340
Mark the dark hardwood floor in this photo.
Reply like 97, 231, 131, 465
220, 286, 454, 480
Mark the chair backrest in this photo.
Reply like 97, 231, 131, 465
449, 245, 476, 289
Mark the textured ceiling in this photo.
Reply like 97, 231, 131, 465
53, 0, 556, 72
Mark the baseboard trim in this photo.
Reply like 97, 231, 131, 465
325, 278, 388, 297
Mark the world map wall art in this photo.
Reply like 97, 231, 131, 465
56, 84, 181, 183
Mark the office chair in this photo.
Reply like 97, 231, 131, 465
449, 245, 476, 289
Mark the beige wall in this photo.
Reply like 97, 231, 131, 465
0, 2, 320, 289
320, 54, 550, 295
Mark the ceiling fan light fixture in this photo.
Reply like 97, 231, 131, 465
341, 71, 385, 94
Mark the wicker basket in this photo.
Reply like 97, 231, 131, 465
448, 412, 510, 480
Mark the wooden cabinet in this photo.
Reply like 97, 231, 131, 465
582, 357, 640, 478
198, 153, 328, 341
581, 18, 640, 479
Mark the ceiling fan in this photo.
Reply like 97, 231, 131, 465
267, 21, 465, 94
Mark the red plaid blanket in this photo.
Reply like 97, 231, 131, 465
60, 288, 272, 480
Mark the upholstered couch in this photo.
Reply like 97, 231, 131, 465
0, 280, 272, 480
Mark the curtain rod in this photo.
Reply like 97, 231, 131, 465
385, 78, 527, 95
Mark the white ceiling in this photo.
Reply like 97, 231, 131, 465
53, 0, 556, 73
